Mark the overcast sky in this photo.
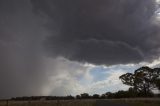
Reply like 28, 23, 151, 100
0, 0, 160, 98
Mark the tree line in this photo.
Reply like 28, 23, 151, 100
11, 66, 160, 100
119, 66, 160, 97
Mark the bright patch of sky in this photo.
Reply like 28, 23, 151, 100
90, 67, 109, 82
75, 64, 138, 95
155, 0, 160, 20
43, 57, 160, 96
77, 60, 160, 95
156, 0, 160, 3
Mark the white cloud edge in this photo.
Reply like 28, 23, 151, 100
41, 57, 160, 96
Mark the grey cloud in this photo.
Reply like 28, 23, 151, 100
1, 0, 160, 99
0, 0, 91, 98
31, 0, 160, 65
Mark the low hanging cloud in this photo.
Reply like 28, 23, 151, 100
31, 0, 160, 65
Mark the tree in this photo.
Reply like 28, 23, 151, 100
119, 66, 160, 96
155, 79, 160, 90
80, 93, 90, 99
127, 87, 138, 97
114, 90, 128, 98
76, 95, 81, 99
100, 94, 106, 99
92, 94, 100, 99
105, 92, 115, 98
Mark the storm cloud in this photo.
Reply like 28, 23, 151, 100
1, 0, 160, 99
32, 0, 160, 65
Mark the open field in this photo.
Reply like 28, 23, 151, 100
96, 98, 160, 106
0, 100, 96, 106
0, 99, 160, 106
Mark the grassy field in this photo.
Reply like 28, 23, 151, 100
124, 99, 160, 106
0, 99, 160, 106
106, 98, 160, 106
0, 100, 96, 106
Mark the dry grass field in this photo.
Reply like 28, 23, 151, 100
0, 99, 160, 106
0, 100, 96, 106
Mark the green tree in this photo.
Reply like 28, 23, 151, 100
119, 66, 160, 96
155, 79, 160, 90
76, 95, 81, 99
92, 94, 100, 99
105, 92, 115, 98
127, 87, 138, 97
100, 94, 106, 99
80, 93, 90, 99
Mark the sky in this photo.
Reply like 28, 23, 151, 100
0, 0, 160, 98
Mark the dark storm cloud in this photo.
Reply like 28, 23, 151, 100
31, 0, 160, 65
1, 0, 160, 99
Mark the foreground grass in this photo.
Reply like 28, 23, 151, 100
126, 100, 160, 106
109, 98, 160, 106
0, 100, 96, 106
0, 99, 160, 106
128, 102, 160, 106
